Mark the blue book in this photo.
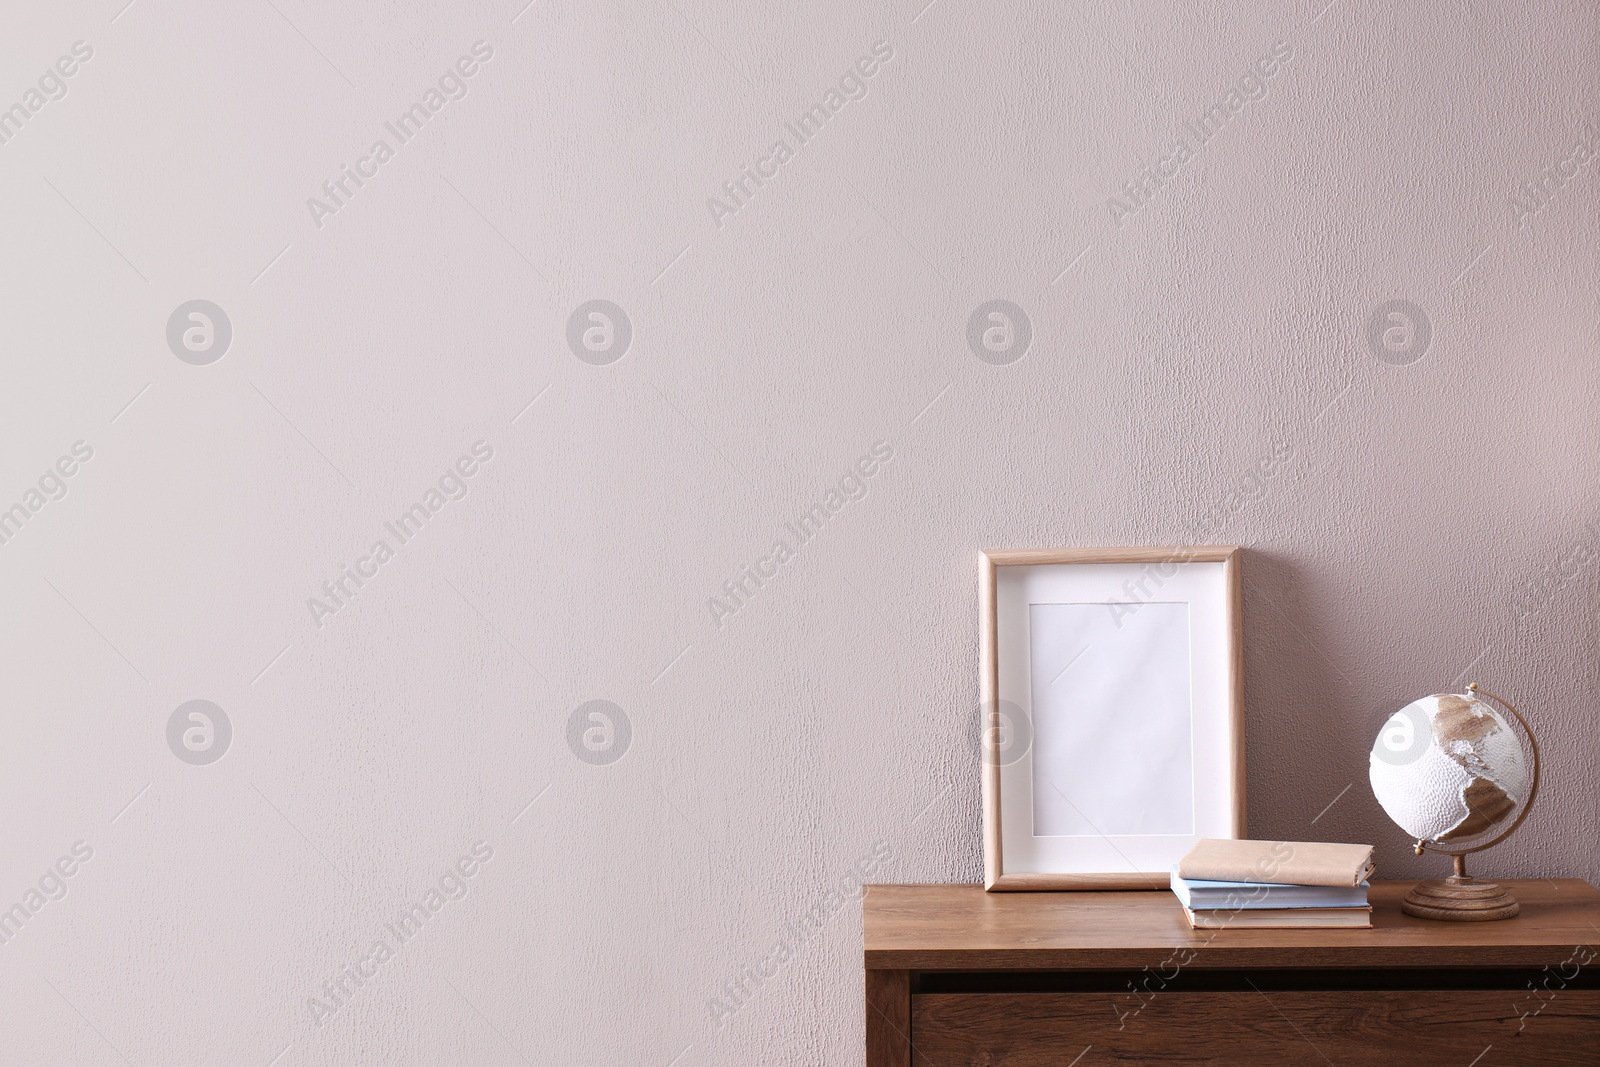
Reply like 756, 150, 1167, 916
1169, 866, 1370, 910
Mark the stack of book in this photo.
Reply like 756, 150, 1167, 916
1171, 839, 1376, 929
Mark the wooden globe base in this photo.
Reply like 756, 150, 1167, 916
1402, 875, 1519, 922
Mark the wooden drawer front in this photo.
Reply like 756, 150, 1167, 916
911, 990, 1600, 1066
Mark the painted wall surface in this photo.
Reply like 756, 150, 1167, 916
2, 1, 1597, 1063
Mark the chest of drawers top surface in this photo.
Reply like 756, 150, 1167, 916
864, 879, 1600, 970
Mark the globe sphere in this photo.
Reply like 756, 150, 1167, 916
1368, 692, 1530, 845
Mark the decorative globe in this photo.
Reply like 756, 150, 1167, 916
1368, 691, 1532, 847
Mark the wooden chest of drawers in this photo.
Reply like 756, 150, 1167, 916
864, 881, 1600, 1065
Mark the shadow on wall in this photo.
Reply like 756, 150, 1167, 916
1238, 550, 1409, 862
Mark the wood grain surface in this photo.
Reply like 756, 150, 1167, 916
865, 880, 1600, 970
910, 989, 1600, 1065
865, 969, 910, 1067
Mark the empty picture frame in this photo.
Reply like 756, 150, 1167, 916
979, 547, 1245, 890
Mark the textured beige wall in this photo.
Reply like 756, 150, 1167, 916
1, 0, 1597, 1064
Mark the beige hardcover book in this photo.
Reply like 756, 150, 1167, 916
1181, 905, 1373, 930
1177, 839, 1375, 887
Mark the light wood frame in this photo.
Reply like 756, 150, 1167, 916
979, 546, 1246, 890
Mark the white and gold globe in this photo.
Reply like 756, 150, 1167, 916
1369, 691, 1531, 846
1368, 685, 1540, 921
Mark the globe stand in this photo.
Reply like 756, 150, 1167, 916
1398, 683, 1539, 924
1401, 852, 1520, 921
